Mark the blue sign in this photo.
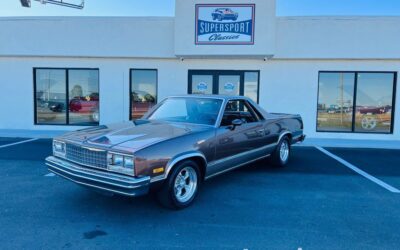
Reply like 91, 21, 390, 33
197, 82, 208, 91
195, 4, 255, 45
224, 82, 235, 92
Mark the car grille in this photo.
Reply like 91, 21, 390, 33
65, 143, 107, 169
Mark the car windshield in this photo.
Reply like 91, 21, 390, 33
147, 97, 223, 126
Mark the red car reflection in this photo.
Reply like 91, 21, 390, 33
69, 94, 99, 122
358, 105, 391, 115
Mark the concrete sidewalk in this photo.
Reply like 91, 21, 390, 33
0, 129, 68, 139
295, 138, 400, 150
0, 129, 399, 149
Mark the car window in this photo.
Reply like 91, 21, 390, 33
147, 97, 223, 126
221, 100, 259, 126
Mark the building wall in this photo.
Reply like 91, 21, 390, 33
0, 17, 175, 58
0, 56, 398, 140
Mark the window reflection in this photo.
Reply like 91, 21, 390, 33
244, 72, 259, 103
35, 68, 99, 125
355, 73, 394, 133
35, 69, 67, 124
317, 73, 355, 132
68, 70, 99, 125
131, 69, 157, 120
317, 72, 395, 133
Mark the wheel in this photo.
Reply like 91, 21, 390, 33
270, 136, 290, 167
361, 115, 377, 130
156, 160, 201, 209
218, 15, 223, 21
91, 110, 99, 122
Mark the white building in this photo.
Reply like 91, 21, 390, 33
0, 0, 399, 141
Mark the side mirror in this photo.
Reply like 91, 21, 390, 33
230, 119, 243, 130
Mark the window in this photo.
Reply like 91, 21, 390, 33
147, 97, 222, 126
188, 70, 260, 103
221, 100, 259, 126
130, 69, 157, 120
34, 68, 99, 125
317, 72, 396, 133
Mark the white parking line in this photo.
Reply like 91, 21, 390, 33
316, 146, 400, 193
0, 138, 39, 149
45, 173, 56, 177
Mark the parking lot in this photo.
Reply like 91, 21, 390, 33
0, 138, 399, 249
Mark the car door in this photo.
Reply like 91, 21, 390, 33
208, 99, 266, 175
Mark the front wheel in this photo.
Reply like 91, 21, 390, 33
156, 160, 201, 209
270, 136, 291, 167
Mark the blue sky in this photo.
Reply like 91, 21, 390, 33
1, 0, 400, 16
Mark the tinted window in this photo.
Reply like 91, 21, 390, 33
221, 100, 258, 126
355, 73, 395, 133
34, 68, 99, 125
148, 98, 222, 126
317, 72, 396, 133
35, 69, 67, 124
244, 72, 259, 103
68, 70, 99, 125
130, 69, 157, 120
317, 73, 355, 132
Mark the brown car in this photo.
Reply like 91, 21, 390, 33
46, 95, 305, 209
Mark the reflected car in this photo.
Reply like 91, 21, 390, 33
212, 8, 239, 21
327, 105, 351, 114
358, 105, 391, 115
46, 95, 305, 209
69, 94, 99, 122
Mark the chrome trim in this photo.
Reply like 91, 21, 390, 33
46, 163, 144, 189
48, 168, 142, 197
207, 143, 276, 167
46, 156, 150, 197
56, 154, 107, 171
215, 98, 227, 128
46, 157, 148, 185
151, 152, 207, 183
205, 154, 271, 180
278, 131, 292, 143
106, 152, 135, 176
81, 146, 106, 152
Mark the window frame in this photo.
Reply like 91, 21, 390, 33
33, 67, 100, 126
316, 71, 397, 134
219, 99, 261, 127
188, 70, 260, 104
129, 68, 158, 121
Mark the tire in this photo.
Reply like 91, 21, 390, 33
218, 15, 223, 21
270, 136, 291, 167
156, 160, 201, 209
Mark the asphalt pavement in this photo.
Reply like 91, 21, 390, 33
0, 138, 399, 249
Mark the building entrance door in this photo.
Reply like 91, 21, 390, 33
188, 70, 260, 103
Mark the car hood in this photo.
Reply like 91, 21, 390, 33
59, 121, 210, 152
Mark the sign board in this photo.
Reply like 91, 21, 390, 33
195, 4, 255, 45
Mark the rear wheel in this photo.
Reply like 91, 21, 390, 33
270, 136, 291, 167
156, 160, 201, 209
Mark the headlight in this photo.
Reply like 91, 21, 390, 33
107, 153, 135, 176
53, 140, 66, 157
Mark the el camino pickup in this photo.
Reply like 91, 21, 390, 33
46, 95, 305, 209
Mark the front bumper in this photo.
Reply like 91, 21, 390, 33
46, 156, 150, 197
